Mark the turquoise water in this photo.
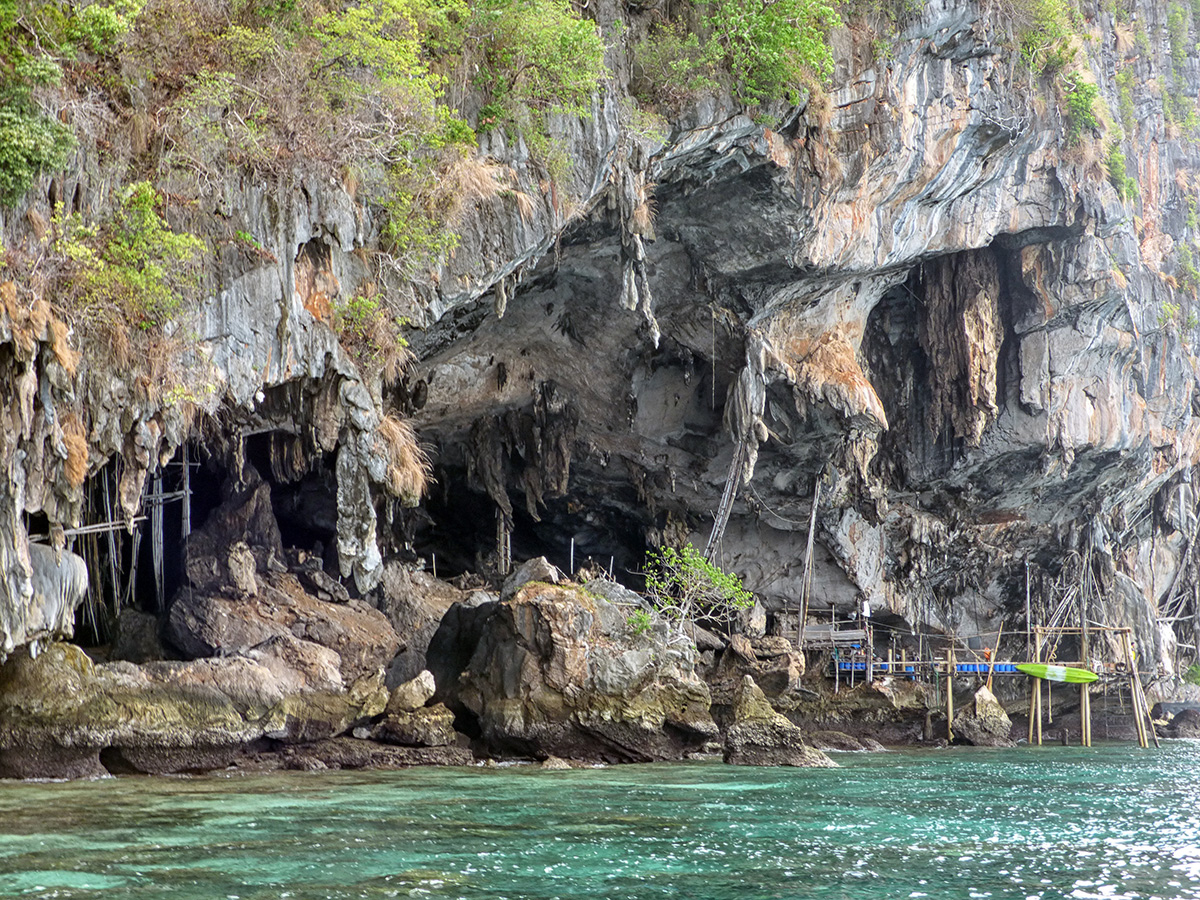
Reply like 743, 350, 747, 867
2, 743, 1199, 899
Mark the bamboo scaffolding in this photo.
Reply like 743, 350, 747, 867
796, 480, 820, 649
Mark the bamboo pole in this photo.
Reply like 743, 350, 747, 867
986, 624, 1003, 693
1027, 674, 1038, 745
1121, 630, 1148, 749
797, 481, 821, 649
181, 442, 192, 542
152, 471, 164, 613
1025, 556, 1032, 659
1081, 682, 1091, 747
947, 646, 955, 741
1035, 627, 1043, 746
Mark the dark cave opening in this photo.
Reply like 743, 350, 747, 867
243, 432, 339, 569
413, 464, 648, 586
64, 430, 349, 647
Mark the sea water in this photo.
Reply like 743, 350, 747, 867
1, 743, 1198, 899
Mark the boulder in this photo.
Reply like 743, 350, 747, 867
167, 571, 399, 684
501, 556, 561, 601
1170, 708, 1200, 738
272, 738, 471, 770
707, 634, 806, 714
951, 686, 1014, 747
723, 676, 837, 768
387, 670, 437, 713
183, 467, 286, 593
109, 608, 167, 663
0, 642, 388, 778
298, 567, 350, 604
738, 600, 767, 638
376, 563, 464, 686
372, 704, 457, 747
227, 542, 258, 596
809, 730, 887, 752
431, 581, 718, 762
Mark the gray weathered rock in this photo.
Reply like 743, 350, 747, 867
167, 572, 400, 685
388, 669, 437, 713
432, 581, 717, 762
723, 676, 836, 768
501, 556, 562, 601
110, 608, 166, 664
0, 642, 389, 778
372, 703, 457, 747
952, 686, 1015, 747
376, 563, 465, 687
707, 634, 806, 711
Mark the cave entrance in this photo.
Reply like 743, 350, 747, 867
243, 432, 339, 571
61, 427, 348, 648
411, 464, 647, 586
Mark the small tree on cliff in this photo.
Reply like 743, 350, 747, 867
643, 543, 752, 638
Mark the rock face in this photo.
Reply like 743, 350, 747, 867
376, 564, 467, 687
429, 580, 718, 761
0, 643, 389, 778
167, 576, 399, 686
4, 0, 1200, 770
1169, 708, 1200, 738
706, 634, 806, 717
724, 676, 837, 768
371, 670, 458, 747
951, 686, 1015, 747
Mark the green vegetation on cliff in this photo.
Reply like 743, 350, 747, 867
0, 1, 74, 205
51, 180, 205, 333
633, 0, 840, 109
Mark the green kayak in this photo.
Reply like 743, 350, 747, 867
1015, 663, 1099, 683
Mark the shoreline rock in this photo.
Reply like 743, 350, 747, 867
724, 676, 837, 768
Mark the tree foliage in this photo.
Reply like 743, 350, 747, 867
53, 181, 205, 331
471, 0, 606, 130
0, 2, 74, 207
632, 0, 839, 110
703, 0, 839, 104
643, 543, 752, 637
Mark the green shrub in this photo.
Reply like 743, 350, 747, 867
0, 9, 74, 207
703, 0, 840, 104
626, 608, 653, 636
1115, 69, 1135, 134
643, 543, 752, 637
1169, 3, 1189, 78
315, 0, 465, 110
1015, 0, 1075, 74
55, 181, 205, 331
631, 20, 719, 110
1105, 144, 1138, 201
470, 0, 606, 134
1184, 661, 1200, 685
0, 106, 74, 207
1179, 245, 1200, 295
1063, 79, 1098, 145
332, 291, 413, 381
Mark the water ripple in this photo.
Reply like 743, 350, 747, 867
0, 744, 1198, 899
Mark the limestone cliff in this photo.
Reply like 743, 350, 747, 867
1, 0, 1199, 694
